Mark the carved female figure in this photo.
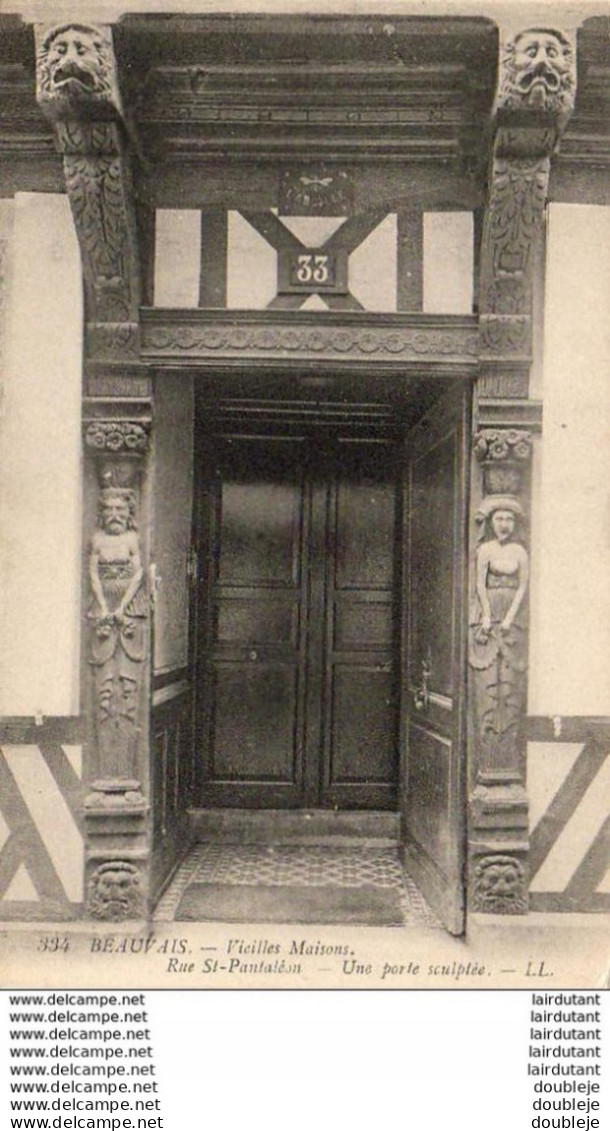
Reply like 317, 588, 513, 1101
469, 496, 529, 765
88, 486, 147, 777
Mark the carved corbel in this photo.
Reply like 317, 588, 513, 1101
479, 29, 576, 381
468, 428, 533, 914
35, 23, 141, 363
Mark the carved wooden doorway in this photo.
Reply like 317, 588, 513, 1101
192, 431, 401, 810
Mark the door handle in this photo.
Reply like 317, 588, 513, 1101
413, 648, 432, 713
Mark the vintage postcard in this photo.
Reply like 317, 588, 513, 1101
0, 0, 608, 989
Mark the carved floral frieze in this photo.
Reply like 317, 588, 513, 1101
142, 321, 479, 362
84, 421, 150, 455
473, 430, 533, 464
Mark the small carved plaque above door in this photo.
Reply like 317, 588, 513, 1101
279, 167, 353, 215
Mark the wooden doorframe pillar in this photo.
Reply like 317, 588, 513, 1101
468, 27, 576, 915
36, 22, 154, 920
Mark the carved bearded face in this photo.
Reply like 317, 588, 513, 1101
476, 856, 524, 911
499, 29, 575, 115
98, 489, 136, 534
89, 863, 140, 920
37, 24, 116, 114
101, 495, 130, 535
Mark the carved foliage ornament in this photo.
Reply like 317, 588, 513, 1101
486, 158, 549, 279
88, 860, 142, 920
36, 23, 122, 122
497, 28, 576, 118
63, 150, 135, 324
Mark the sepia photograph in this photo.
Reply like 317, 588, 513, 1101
0, 0, 608, 989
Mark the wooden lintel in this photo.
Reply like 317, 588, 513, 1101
140, 309, 479, 373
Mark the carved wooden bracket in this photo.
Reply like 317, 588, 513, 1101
479, 29, 576, 379
35, 23, 141, 363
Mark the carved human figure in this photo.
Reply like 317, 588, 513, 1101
498, 28, 576, 117
469, 497, 529, 762
36, 23, 118, 116
88, 487, 147, 777
90, 489, 144, 626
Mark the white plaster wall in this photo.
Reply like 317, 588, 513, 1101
423, 212, 473, 314
154, 210, 201, 307
0, 194, 83, 716
528, 204, 610, 716
227, 211, 276, 309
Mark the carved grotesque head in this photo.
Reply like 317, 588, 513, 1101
88, 861, 141, 921
498, 28, 576, 116
475, 855, 525, 912
36, 24, 120, 119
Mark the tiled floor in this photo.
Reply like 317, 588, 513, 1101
153, 843, 442, 927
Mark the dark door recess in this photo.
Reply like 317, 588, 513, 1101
194, 435, 400, 810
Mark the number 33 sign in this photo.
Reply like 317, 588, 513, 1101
279, 248, 348, 294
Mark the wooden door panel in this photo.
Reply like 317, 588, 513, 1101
402, 386, 469, 934
404, 724, 453, 870
210, 662, 300, 778
334, 595, 393, 648
195, 433, 401, 810
330, 665, 396, 782
196, 437, 308, 807
216, 592, 299, 646
408, 434, 457, 699
335, 473, 396, 589
322, 443, 399, 808
218, 480, 301, 586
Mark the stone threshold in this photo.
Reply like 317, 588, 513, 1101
187, 808, 400, 846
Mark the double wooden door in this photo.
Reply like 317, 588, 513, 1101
194, 434, 400, 809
